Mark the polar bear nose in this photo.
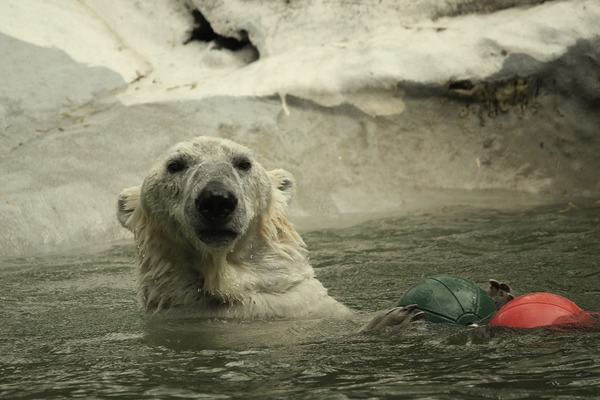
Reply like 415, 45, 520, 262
196, 181, 238, 223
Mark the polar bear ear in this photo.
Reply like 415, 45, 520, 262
261, 169, 304, 250
117, 185, 141, 231
267, 169, 295, 206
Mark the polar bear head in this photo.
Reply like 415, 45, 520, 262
118, 136, 299, 253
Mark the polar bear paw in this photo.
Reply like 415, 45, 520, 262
361, 304, 425, 332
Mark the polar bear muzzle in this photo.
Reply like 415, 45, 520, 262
193, 180, 240, 246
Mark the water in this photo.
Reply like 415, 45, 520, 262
1, 205, 599, 399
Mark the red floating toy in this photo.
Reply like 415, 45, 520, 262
490, 292, 597, 329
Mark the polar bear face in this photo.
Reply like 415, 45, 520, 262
118, 137, 287, 251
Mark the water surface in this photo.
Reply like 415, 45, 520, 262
1, 205, 599, 399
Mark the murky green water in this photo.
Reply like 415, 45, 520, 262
2, 205, 599, 399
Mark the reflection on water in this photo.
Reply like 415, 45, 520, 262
1, 205, 599, 399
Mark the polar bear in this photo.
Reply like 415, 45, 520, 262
117, 136, 420, 329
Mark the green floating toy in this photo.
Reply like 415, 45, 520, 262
398, 275, 497, 326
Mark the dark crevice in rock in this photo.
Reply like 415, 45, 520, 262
184, 8, 258, 58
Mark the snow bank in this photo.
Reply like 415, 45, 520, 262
4, 0, 598, 109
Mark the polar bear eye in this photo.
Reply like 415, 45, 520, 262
234, 157, 252, 172
166, 159, 188, 174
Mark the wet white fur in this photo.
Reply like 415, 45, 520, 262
118, 137, 351, 319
